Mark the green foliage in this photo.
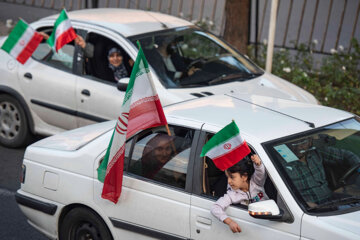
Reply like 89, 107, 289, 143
248, 40, 360, 116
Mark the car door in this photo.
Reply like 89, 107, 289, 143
94, 123, 201, 239
189, 126, 302, 240
17, 25, 78, 131
75, 29, 136, 127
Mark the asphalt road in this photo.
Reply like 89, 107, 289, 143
0, 143, 48, 240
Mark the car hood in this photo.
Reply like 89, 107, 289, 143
305, 210, 360, 238
30, 120, 115, 151
165, 72, 318, 105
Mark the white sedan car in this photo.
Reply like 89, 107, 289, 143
16, 94, 360, 240
0, 8, 317, 148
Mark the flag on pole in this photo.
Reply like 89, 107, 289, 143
200, 121, 251, 171
1, 19, 43, 64
97, 43, 168, 204
47, 9, 77, 52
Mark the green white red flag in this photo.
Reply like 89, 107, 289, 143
47, 9, 77, 52
1, 19, 43, 64
97, 44, 168, 204
200, 121, 251, 171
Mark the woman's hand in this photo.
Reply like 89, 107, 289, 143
74, 35, 86, 49
224, 218, 242, 233
251, 154, 261, 166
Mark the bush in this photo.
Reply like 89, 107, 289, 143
248, 39, 360, 116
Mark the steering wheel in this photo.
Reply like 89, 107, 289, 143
186, 57, 205, 71
337, 162, 360, 187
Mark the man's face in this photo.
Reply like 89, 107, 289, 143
290, 138, 312, 159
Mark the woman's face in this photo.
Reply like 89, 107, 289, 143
153, 139, 172, 164
108, 52, 123, 67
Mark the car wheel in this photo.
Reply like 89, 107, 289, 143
59, 207, 113, 240
0, 94, 30, 148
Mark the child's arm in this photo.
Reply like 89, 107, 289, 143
224, 217, 242, 233
211, 193, 232, 222
251, 154, 267, 186
211, 192, 242, 233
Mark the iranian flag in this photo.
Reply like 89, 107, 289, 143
47, 9, 77, 52
97, 44, 167, 204
1, 19, 43, 64
201, 121, 251, 171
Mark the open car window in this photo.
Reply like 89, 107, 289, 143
201, 133, 278, 208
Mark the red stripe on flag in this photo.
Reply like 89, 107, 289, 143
127, 95, 167, 138
55, 28, 77, 52
16, 32, 43, 64
101, 145, 125, 204
118, 116, 128, 128
212, 141, 251, 171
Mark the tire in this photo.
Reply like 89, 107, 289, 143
59, 207, 113, 240
0, 94, 30, 148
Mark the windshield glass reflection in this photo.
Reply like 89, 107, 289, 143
266, 118, 360, 213
130, 27, 263, 88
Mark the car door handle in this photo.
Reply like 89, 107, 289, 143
24, 72, 32, 79
81, 89, 90, 96
196, 216, 212, 225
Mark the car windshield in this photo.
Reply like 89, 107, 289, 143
265, 118, 360, 213
129, 27, 263, 88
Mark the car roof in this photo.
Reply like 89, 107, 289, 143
40, 8, 193, 37
164, 94, 354, 142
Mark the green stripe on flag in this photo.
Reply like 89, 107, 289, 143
123, 44, 149, 105
1, 19, 28, 53
200, 121, 240, 157
47, 9, 69, 48
97, 128, 116, 182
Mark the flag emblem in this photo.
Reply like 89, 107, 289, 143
201, 121, 251, 171
224, 143, 232, 150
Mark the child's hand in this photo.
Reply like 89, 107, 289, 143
224, 218, 242, 233
251, 154, 261, 166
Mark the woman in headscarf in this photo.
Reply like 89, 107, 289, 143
140, 133, 175, 179
107, 47, 129, 82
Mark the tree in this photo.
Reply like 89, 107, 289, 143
223, 0, 250, 55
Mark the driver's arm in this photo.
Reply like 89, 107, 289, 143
321, 147, 360, 166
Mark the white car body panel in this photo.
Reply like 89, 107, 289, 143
16, 95, 359, 240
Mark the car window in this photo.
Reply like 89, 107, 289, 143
130, 27, 263, 88
81, 32, 134, 84
33, 27, 75, 72
201, 133, 278, 207
265, 118, 360, 213
127, 126, 194, 189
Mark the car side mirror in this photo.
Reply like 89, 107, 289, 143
117, 77, 129, 91
248, 200, 283, 220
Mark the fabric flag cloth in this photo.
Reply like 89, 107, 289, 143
1, 19, 43, 64
200, 121, 251, 171
47, 9, 77, 52
97, 44, 168, 204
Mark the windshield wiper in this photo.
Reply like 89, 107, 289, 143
208, 73, 259, 86
308, 197, 360, 211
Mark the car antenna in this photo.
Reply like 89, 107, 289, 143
228, 95, 315, 128
145, 11, 169, 29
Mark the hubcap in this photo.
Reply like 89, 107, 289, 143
74, 223, 101, 240
0, 101, 21, 140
